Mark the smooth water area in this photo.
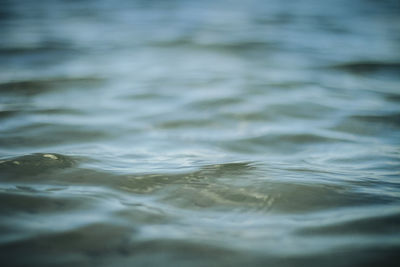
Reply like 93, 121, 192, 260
1, 0, 400, 266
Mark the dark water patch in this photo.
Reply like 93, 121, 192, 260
297, 207, 400, 236
0, 107, 86, 121
258, 182, 393, 214
0, 163, 398, 265
201, 40, 275, 52
0, 222, 137, 267
121, 92, 176, 101
23, 166, 217, 208
199, 162, 256, 175
0, 76, 105, 96
158, 183, 271, 211
189, 96, 243, 109
151, 39, 275, 53
253, 13, 294, 26
221, 133, 349, 154
218, 108, 277, 122
0, 80, 57, 96
331, 112, 400, 137
31, 108, 87, 116
0, 153, 75, 178
329, 61, 400, 80
259, 81, 318, 90
253, 132, 347, 144
0, 187, 88, 215
383, 92, 400, 103
43, 163, 385, 214
0, 109, 20, 119
352, 113, 400, 125
0, 234, 254, 267
156, 118, 217, 129
96, 162, 257, 195
0, 46, 79, 68
268, 246, 400, 267
266, 102, 337, 119
2, 237, 399, 267
0, 43, 75, 56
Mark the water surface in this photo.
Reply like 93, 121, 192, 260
1, 0, 400, 266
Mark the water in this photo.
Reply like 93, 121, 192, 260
1, 0, 400, 266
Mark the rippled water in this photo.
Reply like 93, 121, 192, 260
1, 0, 400, 266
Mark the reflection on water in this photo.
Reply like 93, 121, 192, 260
1, 0, 400, 266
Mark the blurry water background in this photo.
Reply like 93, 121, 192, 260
1, 0, 400, 266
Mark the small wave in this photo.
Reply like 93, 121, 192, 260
0, 153, 75, 178
221, 132, 350, 154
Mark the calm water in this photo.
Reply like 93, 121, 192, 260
1, 0, 400, 266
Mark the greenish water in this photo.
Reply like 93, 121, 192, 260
1, 0, 400, 266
